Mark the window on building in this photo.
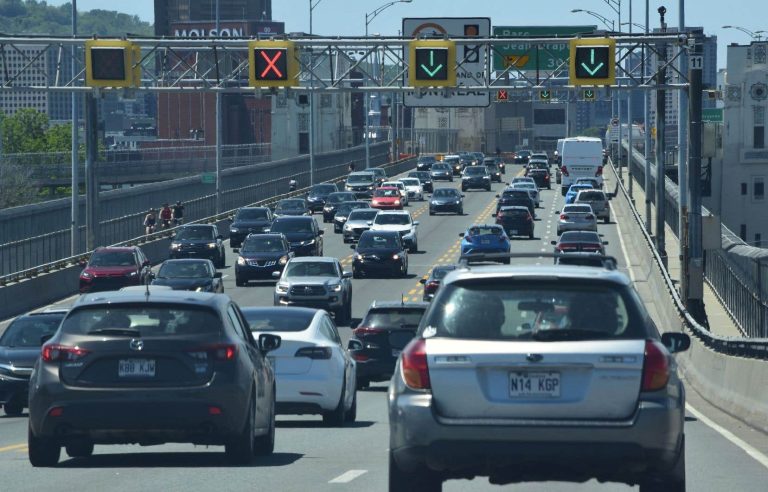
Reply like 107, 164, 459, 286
755, 233, 762, 248
741, 183, 748, 195
755, 106, 766, 149
754, 177, 765, 201
740, 224, 747, 241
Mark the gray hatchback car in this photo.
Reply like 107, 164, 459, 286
388, 260, 690, 491
27, 290, 281, 467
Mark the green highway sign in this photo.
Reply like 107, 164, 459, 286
201, 173, 216, 184
415, 48, 448, 80
492, 25, 596, 72
702, 108, 723, 123
583, 88, 597, 101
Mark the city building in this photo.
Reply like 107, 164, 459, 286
0, 45, 49, 116
154, 0, 273, 36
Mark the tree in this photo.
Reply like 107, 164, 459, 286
0, 162, 36, 209
0, 108, 49, 153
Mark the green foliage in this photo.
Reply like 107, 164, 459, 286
0, 109, 75, 153
582, 126, 604, 138
0, 1, 153, 37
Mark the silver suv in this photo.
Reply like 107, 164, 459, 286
575, 189, 610, 223
273, 257, 353, 324
388, 257, 690, 491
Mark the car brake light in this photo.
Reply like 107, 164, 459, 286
352, 353, 370, 362
642, 340, 670, 391
561, 165, 569, 177
41, 344, 89, 362
401, 338, 431, 390
187, 344, 237, 361
585, 214, 594, 220
595, 166, 603, 177
526, 215, 532, 222
295, 346, 332, 359
560, 214, 569, 220
208, 406, 223, 415
425, 281, 440, 293
48, 407, 64, 417
353, 326, 384, 336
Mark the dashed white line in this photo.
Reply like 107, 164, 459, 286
329, 469, 368, 483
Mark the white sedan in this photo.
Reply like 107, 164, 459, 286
381, 181, 409, 206
242, 306, 357, 426
399, 177, 424, 201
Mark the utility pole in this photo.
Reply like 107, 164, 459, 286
687, 32, 705, 322
215, 0, 223, 213
677, 0, 689, 279
627, 1, 634, 199
84, 93, 99, 251
70, 0, 79, 255
655, 6, 668, 267
644, 0, 653, 233
308, 0, 317, 185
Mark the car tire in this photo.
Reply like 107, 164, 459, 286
225, 397, 255, 465
640, 436, 685, 492
357, 378, 369, 390
323, 382, 347, 427
65, 441, 94, 459
353, 269, 362, 279
344, 388, 357, 423
3, 400, 23, 416
28, 424, 60, 467
502, 258, 511, 265
389, 451, 442, 492
604, 215, 610, 224
334, 225, 341, 233
458, 207, 463, 216
236, 277, 246, 287
253, 392, 275, 456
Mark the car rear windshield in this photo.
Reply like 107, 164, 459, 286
433, 189, 458, 198
374, 188, 399, 198
0, 315, 64, 347
311, 184, 336, 195
362, 308, 426, 329
271, 219, 313, 233
560, 231, 601, 242
465, 167, 486, 175
564, 205, 593, 214
242, 236, 286, 253
375, 214, 410, 225
327, 193, 355, 204
336, 203, 365, 215
348, 210, 379, 221
347, 174, 373, 184
277, 200, 305, 210
503, 190, 529, 198
420, 280, 643, 341
578, 191, 606, 201
236, 208, 269, 220
468, 226, 504, 236
500, 208, 529, 217
245, 309, 315, 332
89, 251, 135, 267
285, 261, 337, 277
157, 261, 210, 278
176, 227, 215, 240
60, 305, 222, 337
358, 233, 400, 249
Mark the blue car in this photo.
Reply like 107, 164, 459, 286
459, 225, 511, 264
564, 184, 595, 204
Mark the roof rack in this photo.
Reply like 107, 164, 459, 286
457, 252, 618, 270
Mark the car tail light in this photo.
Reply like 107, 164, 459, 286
642, 340, 670, 391
585, 214, 595, 220
401, 338, 430, 390
560, 214, 569, 220
561, 165, 569, 177
41, 344, 89, 362
295, 346, 332, 359
595, 166, 603, 177
560, 243, 577, 251
526, 214, 533, 222
425, 281, 440, 293
352, 353, 370, 362
353, 326, 384, 337
187, 344, 237, 361
48, 407, 64, 417
208, 406, 223, 415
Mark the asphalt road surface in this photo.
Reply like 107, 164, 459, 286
1, 165, 767, 491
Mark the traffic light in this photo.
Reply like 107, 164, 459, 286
249, 40, 299, 88
539, 90, 552, 101
583, 88, 597, 101
569, 38, 616, 86
85, 40, 140, 88
409, 40, 456, 88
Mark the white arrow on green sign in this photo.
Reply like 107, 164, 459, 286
420, 50, 444, 78
581, 49, 605, 76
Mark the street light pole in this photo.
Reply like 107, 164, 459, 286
627, 0, 634, 199
215, 0, 223, 213
678, 0, 688, 266
309, 0, 325, 185
644, 0, 653, 233
70, 0, 79, 255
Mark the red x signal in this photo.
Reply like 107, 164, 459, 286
260, 50, 284, 78
497, 89, 508, 102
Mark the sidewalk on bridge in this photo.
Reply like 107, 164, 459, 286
610, 167, 743, 338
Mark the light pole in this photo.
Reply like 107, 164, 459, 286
571, 9, 615, 30
722, 25, 766, 40
215, 0, 223, 213
308, 0, 328, 185
70, 0, 79, 255
365, 0, 412, 169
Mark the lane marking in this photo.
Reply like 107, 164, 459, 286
614, 210, 636, 282
0, 443, 26, 453
329, 469, 368, 483
686, 404, 768, 470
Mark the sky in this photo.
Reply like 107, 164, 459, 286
47, 0, 768, 69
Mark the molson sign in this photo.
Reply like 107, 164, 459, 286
171, 21, 285, 38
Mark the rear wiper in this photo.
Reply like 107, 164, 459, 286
86, 328, 142, 337
532, 329, 609, 342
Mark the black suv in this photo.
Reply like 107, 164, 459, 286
322, 192, 358, 223
306, 183, 339, 212
235, 233, 293, 286
27, 290, 281, 466
151, 259, 224, 292
351, 230, 408, 278
169, 224, 226, 268
496, 188, 536, 217
461, 166, 492, 191
229, 207, 273, 249
348, 301, 428, 389
408, 171, 433, 193
273, 198, 311, 217
268, 216, 324, 256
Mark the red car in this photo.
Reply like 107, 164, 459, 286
78, 246, 152, 293
370, 187, 403, 210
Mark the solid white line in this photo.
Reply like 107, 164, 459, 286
686, 404, 768, 470
614, 211, 636, 283
329, 469, 368, 483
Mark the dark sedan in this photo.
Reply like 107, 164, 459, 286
305, 183, 339, 212
27, 291, 281, 466
419, 265, 457, 302
416, 155, 436, 171
151, 259, 223, 293
429, 188, 464, 215
273, 198, 311, 217
348, 301, 428, 389
496, 189, 535, 217
408, 171, 433, 193
322, 192, 358, 223
484, 161, 503, 182
332, 201, 369, 233
528, 168, 552, 190
235, 233, 293, 285
268, 216, 324, 256
0, 309, 67, 416
495, 205, 535, 239
169, 224, 226, 268
514, 149, 532, 164
351, 230, 408, 278
461, 166, 492, 191
429, 162, 454, 182
229, 207, 273, 249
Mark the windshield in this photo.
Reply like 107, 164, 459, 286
327, 193, 355, 204
347, 174, 373, 184
157, 261, 210, 278
514, 183, 536, 189
60, 305, 222, 337
176, 227, 215, 241
432, 164, 449, 171
465, 167, 486, 176
89, 251, 135, 267
245, 309, 315, 332
500, 208, 529, 217
358, 233, 400, 249
285, 261, 337, 277
0, 315, 64, 347
271, 219, 313, 234
560, 232, 601, 242
242, 236, 287, 253
348, 210, 378, 221
375, 214, 410, 226
236, 208, 269, 221
418, 156, 435, 164
310, 184, 336, 195
503, 190, 529, 198
564, 205, 593, 214
432, 266, 457, 280
512, 178, 533, 183
420, 281, 641, 341
276, 200, 305, 210
433, 189, 458, 198
578, 191, 606, 201
468, 226, 504, 236
374, 188, 400, 198
336, 203, 365, 215
363, 308, 425, 329
401, 179, 419, 186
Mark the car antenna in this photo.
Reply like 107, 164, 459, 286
145, 277, 150, 301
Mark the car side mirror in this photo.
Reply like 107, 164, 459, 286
318, 229, 325, 235
41, 334, 54, 345
603, 241, 609, 245
413, 221, 419, 226
366, 221, 373, 226
142, 259, 151, 267
419, 278, 427, 285
343, 271, 353, 279
259, 333, 282, 353
271, 271, 282, 279
214, 272, 223, 279
661, 332, 691, 354
350, 245, 356, 250
459, 232, 465, 237
347, 339, 363, 351
495, 194, 500, 198
551, 240, 557, 245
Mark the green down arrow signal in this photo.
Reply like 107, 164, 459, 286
420, 50, 444, 78
580, 49, 605, 76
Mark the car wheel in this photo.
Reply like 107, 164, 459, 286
353, 269, 362, 279
28, 424, 60, 467
253, 391, 275, 456
3, 399, 23, 416
458, 207, 463, 215
604, 215, 610, 224
336, 302, 350, 325
640, 436, 685, 492
323, 382, 347, 427
236, 277, 246, 287
344, 388, 357, 423
225, 396, 255, 465
65, 441, 94, 459
357, 378, 369, 390
389, 451, 442, 492
429, 210, 434, 216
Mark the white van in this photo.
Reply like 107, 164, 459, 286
559, 137, 604, 196
554, 138, 566, 164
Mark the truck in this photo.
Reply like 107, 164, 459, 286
559, 137, 604, 196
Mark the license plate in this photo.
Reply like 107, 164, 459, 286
481, 239, 490, 244
509, 371, 560, 398
118, 359, 156, 378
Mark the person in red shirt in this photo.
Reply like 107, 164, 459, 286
159, 203, 173, 229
